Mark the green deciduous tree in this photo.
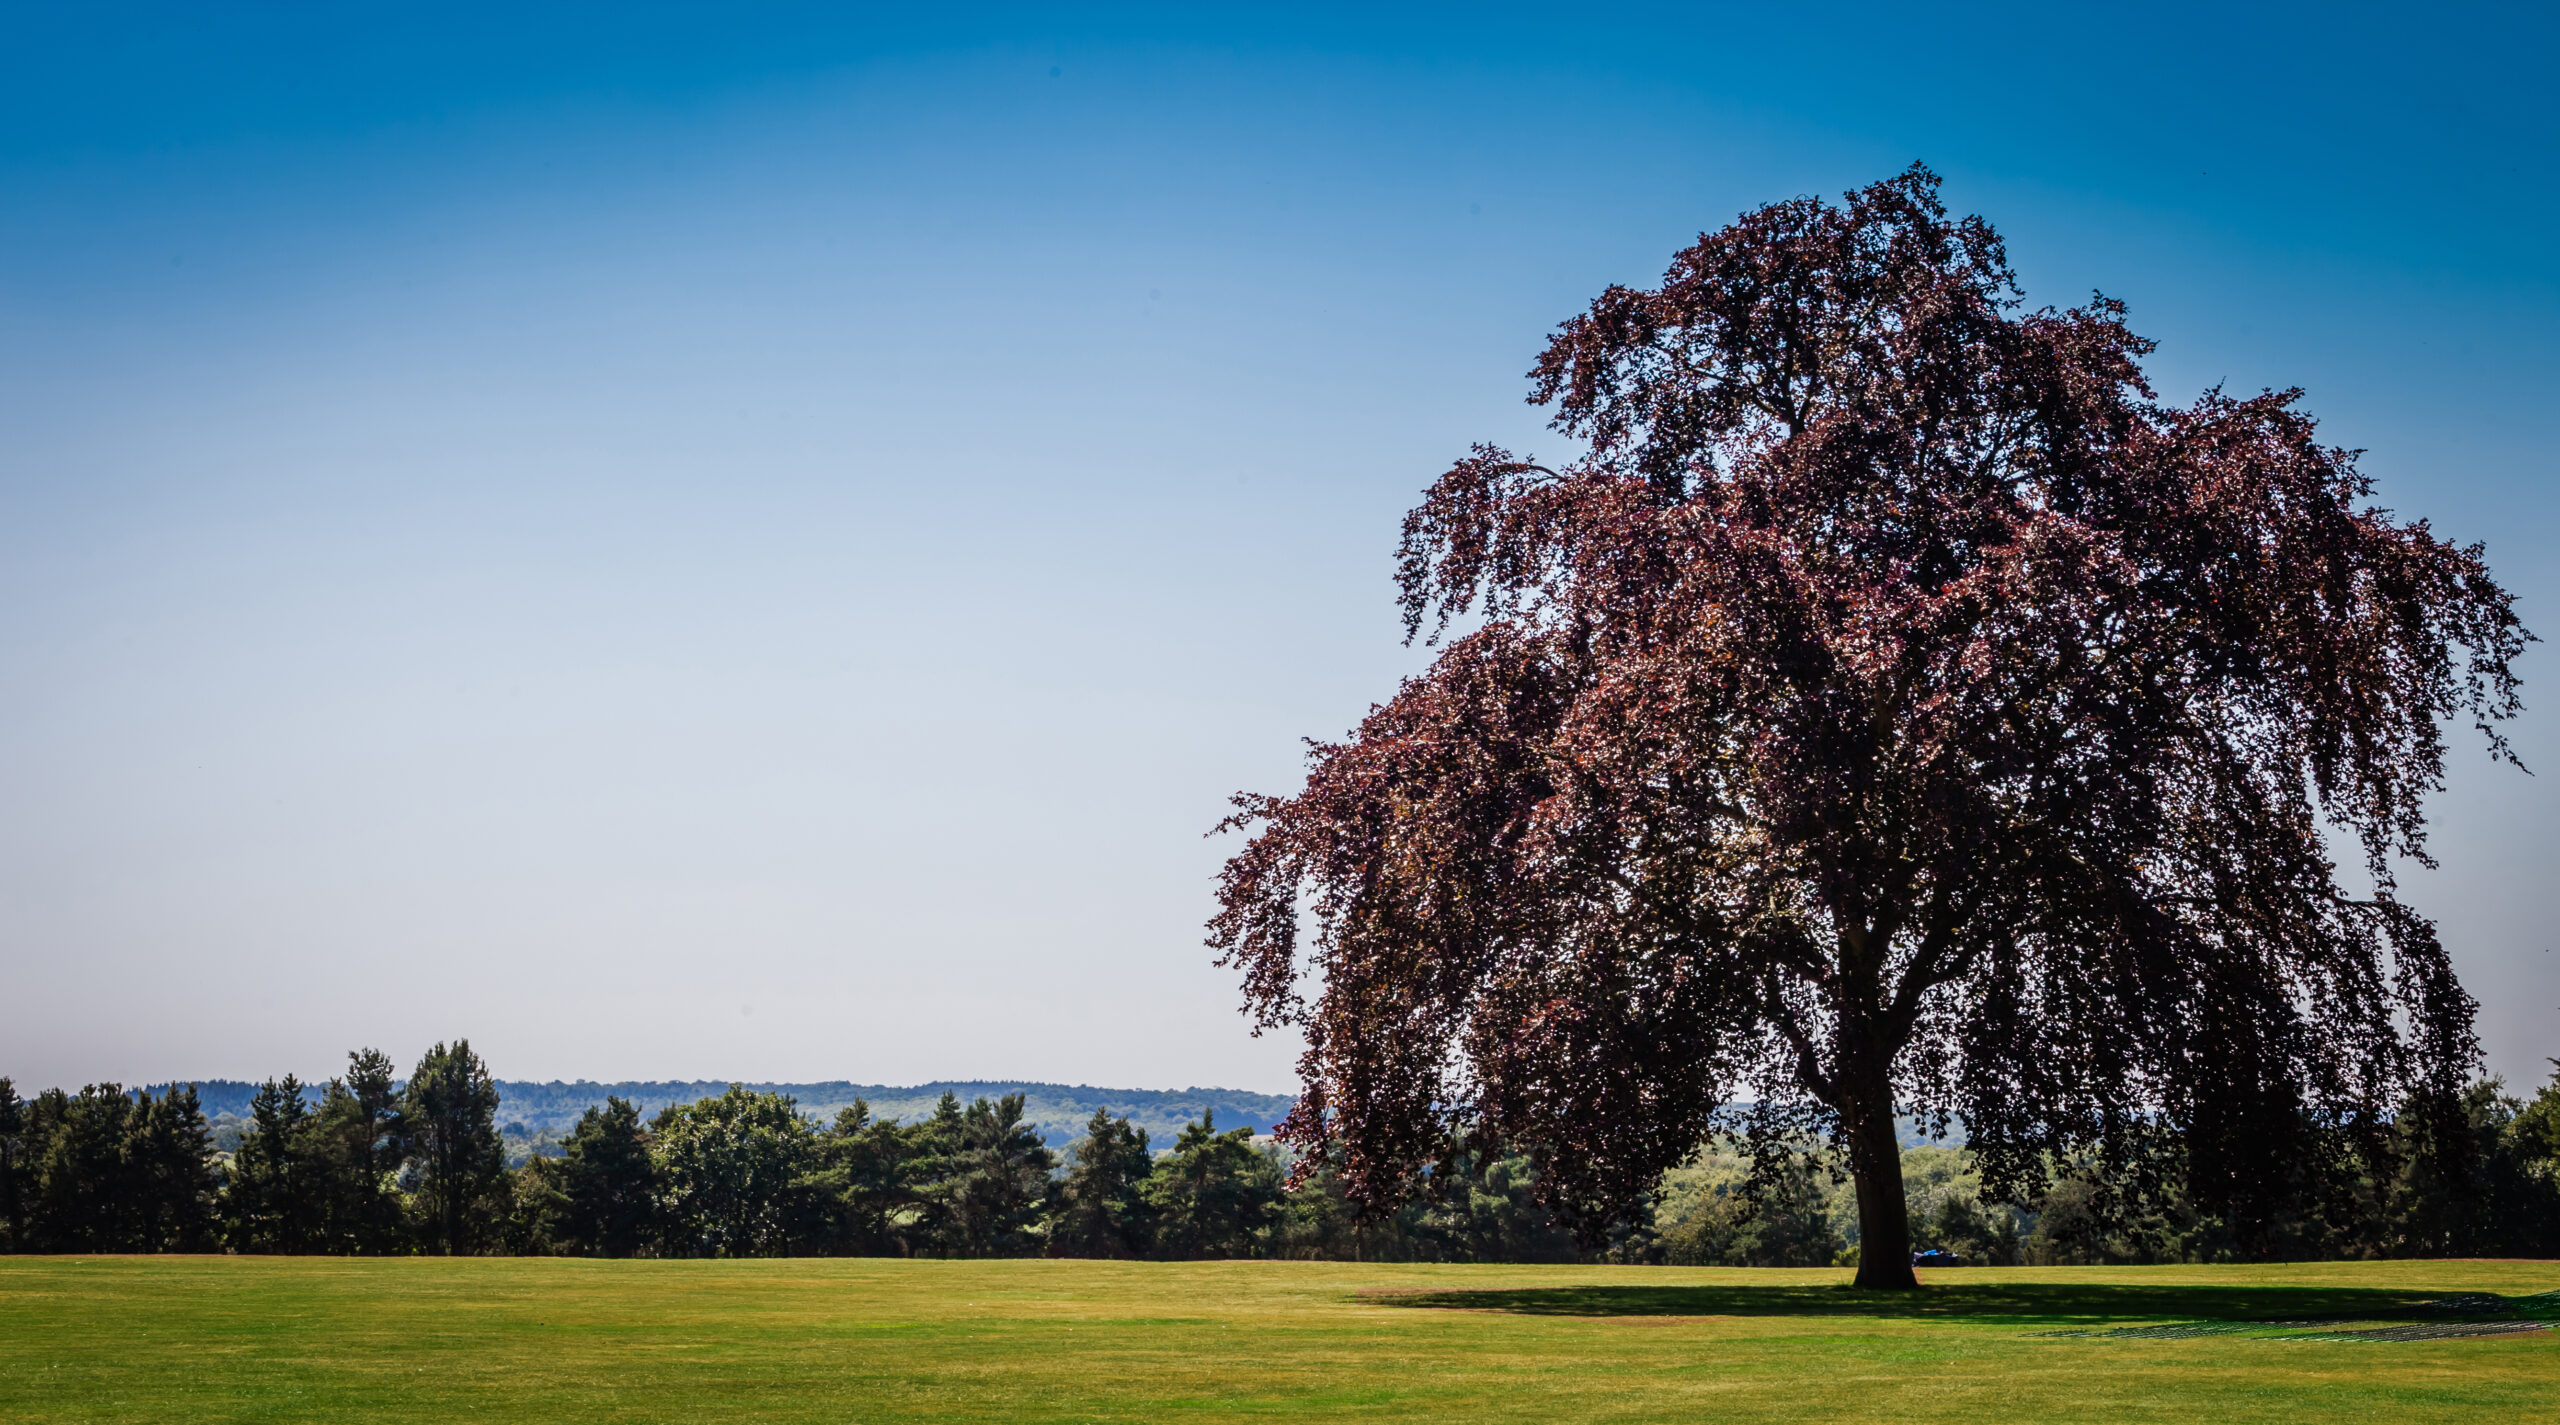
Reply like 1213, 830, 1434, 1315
1399, 1148, 1581, 1264
1900, 1148, 2023, 1266
2512, 1066, 2560, 1189
652, 1086, 819, 1258
1658, 1154, 1844, 1267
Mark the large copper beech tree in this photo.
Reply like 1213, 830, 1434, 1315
1209, 167, 2529, 1289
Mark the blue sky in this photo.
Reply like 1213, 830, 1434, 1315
2, 3, 2553, 1092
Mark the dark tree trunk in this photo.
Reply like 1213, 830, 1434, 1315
1841, 1051, 1918, 1290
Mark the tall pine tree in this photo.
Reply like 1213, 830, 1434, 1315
1145, 1111, 1282, 1260
125, 1086, 220, 1252
404, 1041, 505, 1255
27, 1087, 131, 1251
1051, 1109, 1154, 1258
553, 1096, 658, 1257
228, 1076, 318, 1252
300, 1050, 407, 1253
0, 1079, 27, 1253
936, 1094, 1054, 1258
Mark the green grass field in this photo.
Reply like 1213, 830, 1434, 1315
4, 1256, 2555, 1422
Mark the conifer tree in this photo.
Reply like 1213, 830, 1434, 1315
125, 1085, 221, 1252
27, 1086, 133, 1252
906, 1092, 968, 1253
809, 1100, 919, 1256
1145, 1111, 1282, 1259
937, 1094, 1054, 1258
308, 1049, 407, 1253
554, 1096, 658, 1257
228, 1076, 318, 1252
404, 1041, 505, 1255
0, 1079, 26, 1253
1052, 1109, 1155, 1258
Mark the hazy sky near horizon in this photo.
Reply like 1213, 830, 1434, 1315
3, 3, 2554, 1095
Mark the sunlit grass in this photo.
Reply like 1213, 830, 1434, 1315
3, 1256, 2554, 1422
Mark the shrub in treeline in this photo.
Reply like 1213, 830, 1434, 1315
3, 1053, 2556, 1261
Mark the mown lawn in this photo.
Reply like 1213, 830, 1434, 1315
2, 1256, 2554, 1422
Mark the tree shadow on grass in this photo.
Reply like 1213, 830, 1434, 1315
1368, 1282, 2553, 1331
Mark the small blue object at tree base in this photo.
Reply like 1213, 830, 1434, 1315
1912, 1249, 1964, 1268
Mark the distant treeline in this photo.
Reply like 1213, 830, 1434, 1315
6, 1045, 2557, 1262
169, 1078, 1295, 1164
0, 1042, 1554, 1260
